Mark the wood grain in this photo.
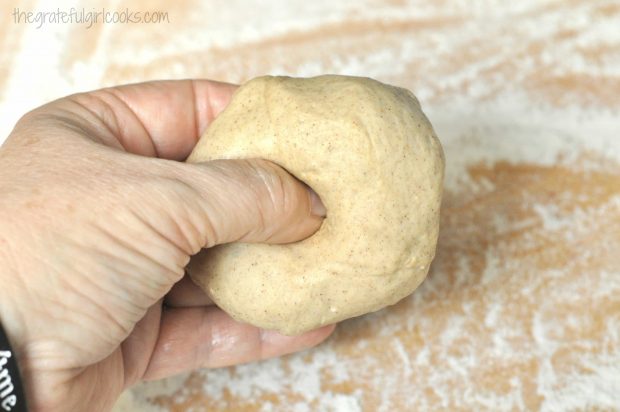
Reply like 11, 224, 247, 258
1, 0, 619, 410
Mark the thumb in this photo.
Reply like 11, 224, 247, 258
150, 158, 326, 254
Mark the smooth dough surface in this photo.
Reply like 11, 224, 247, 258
187, 75, 444, 335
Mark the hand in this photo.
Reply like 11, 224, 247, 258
0, 80, 334, 411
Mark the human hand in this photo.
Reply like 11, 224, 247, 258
0, 80, 334, 411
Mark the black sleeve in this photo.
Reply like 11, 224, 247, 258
0, 323, 28, 412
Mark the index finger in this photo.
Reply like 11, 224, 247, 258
65, 79, 237, 160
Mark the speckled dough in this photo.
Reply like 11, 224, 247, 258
186, 75, 444, 335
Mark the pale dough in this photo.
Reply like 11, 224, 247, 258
187, 75, 444, 335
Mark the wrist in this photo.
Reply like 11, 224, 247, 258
0, 323, 28, 411
0, 222, 30, 411
0, 221, 26, 347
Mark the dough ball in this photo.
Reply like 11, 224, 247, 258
187, 75, 444, 335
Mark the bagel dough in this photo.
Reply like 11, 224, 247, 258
187, 75, 444, 335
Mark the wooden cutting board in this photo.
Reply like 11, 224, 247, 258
1, 1, 618, 410
121, 112, 620, 412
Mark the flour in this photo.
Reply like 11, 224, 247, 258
111, 94, 620, 410
1, 0, 618, 410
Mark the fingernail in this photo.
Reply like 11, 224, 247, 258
307, 187, 327, 217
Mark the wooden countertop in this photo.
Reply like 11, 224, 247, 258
1, 1, 618, 410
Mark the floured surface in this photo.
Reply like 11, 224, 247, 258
116, 105, 620, 412
0, 0, 618, 410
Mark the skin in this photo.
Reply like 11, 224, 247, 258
0, 80, 334, 412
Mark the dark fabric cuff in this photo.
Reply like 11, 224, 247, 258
0, 322, 28, 412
